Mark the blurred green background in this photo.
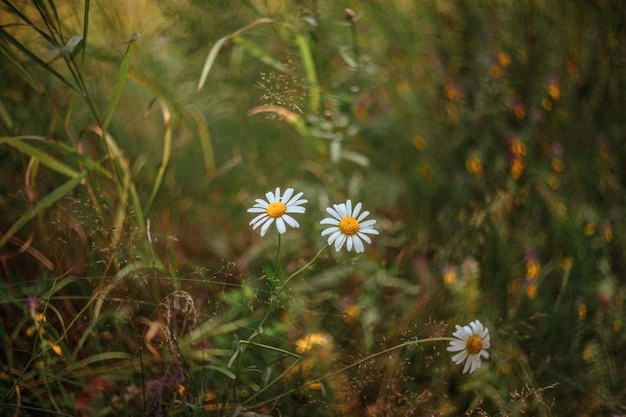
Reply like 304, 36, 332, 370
1, 1, 625, 416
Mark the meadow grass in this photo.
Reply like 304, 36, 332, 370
1, 1, 625, 415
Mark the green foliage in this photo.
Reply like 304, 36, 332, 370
1, 0, 625, 416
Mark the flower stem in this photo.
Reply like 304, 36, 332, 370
279, 243, 329, 291
246, 336, 456, 407
273, 233, 281, 277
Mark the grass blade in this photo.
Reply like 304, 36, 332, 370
231, 36, 294, 74
1, 135, 114, 180
143, 99, 172, 215
188, 107, 215, 176
4, 138, 79, 178
103, 36, 137, 131
82, 0, 90, 62
295, 33, 320, 113
247, 105, 310, 138
0, 170, 88, 249
0, 27, 78, 92
197, 17, 274, 92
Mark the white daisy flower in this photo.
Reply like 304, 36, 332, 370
320, 199, 379, 253
248, 187, 307, 237
447, 319, 491, 374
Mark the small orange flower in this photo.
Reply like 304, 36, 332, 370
497, 51, 511, 67
465, 155, 484, 179
510, 157, 524, 180
444, 81, 460, 103
526, 260, 541, 280
548, 80, 561, 101
50, 342, 63, 356
510, 140, 526, 157
443, 265, 458, 285
551, 157, 564, 173
508, 138, 526, 180
489, 64, 504, 78
542, 98, 552, 111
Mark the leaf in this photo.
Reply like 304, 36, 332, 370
1, 135, 113, 180
0, 27, 77, 92
143, 99, 172, 215
103, 38, 136, 131
247, 105, 310, 137
294, 33, 320, 113
231, 36, 294, 74
4, 139, 80, 178
188, 107, 216, 177
197, 17, 275, 92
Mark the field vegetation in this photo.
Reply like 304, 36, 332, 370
1, 1, 625, 416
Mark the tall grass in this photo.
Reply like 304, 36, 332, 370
1, 0, 625, 416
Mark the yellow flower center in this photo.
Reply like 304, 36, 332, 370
338, 216, 360, 235
266, 201, 286, 218
466, 335, 483, 355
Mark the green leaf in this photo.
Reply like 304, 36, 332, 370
143, 100, 172, 215
188, 107, 216, 176
103, 36, 137, 131
4, 139, 79, 178
197, 17, 275, 92
295, 33, 320, 113
1, 135, 113, 180
231, 36, 294, 74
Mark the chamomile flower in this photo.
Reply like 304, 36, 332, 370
320, 199, 378, 253
447, 319, 491, 373
248, 187, 307, 237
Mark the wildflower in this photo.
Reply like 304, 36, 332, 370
320, 199, 378, 252
465, 154, 484, 179
288, 332, 336, 390
447, 319, 491, 373
295, 332, 334, 354
25, 312, 47, 336
541, 97, 552, 111
509, 98, 527, 121
248, 187, 307, 236
547, 76, 561, 101
25, 296, 38, 313
550, 142, 565, 173
497, 51, 511, 67
524, 251, 541, 281
444, 80, 460, 103
584, 222, 595, 236
508, 136, 526, 180
50, 342, 63, 356
340, 297, 361, 324
577, 302, 587, 320
344, 8, 356, 22
442, 264, 458, 285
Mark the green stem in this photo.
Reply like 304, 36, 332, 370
274, 233, 281, 276
278, 243, 329, 291
255, 244, 329, 333
350, 20, 359, 61
246, 336, 455, 407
